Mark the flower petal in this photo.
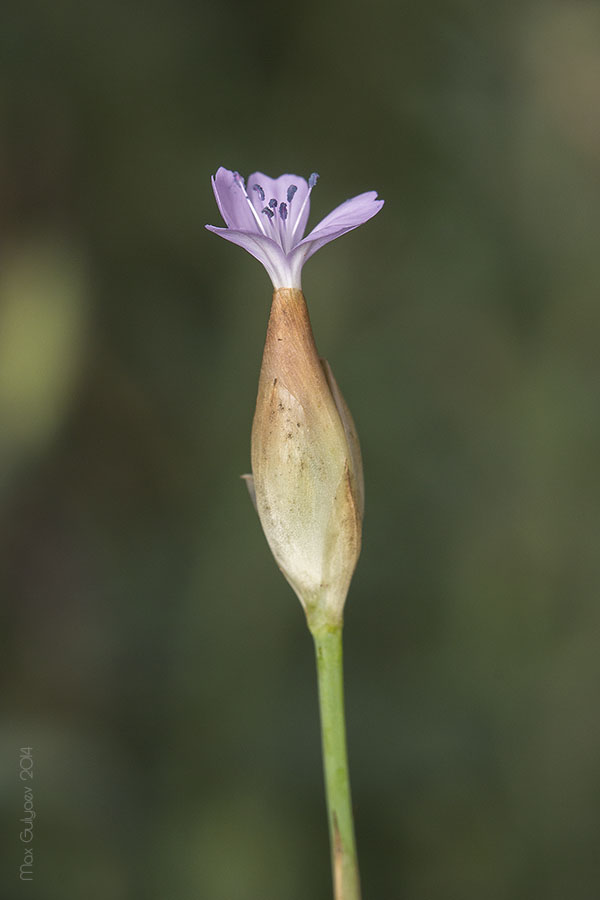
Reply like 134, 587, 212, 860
302, 191, 383, 244
288, 192, 383, 273
211, 167, 260, 232
205, 225, 296, 288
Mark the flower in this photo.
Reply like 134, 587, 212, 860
206, 167, 383, 289
206, 166, 383, 627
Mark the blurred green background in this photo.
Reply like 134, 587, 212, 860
2, 1, 600, 898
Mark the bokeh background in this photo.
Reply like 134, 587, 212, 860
2, 1, 600, 898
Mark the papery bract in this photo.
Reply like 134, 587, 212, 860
250, 287, 364, 628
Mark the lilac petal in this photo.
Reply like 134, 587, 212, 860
295, 192, 384, 263
212, 167, 259, 232
205, 225, 294, 288
248, 172, 310, 238
304, 191, 383, 241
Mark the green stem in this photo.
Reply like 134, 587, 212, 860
312, 624, 361, 900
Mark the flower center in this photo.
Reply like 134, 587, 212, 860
233, 171, 319, 252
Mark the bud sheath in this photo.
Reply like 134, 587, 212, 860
251, 288, 364, 630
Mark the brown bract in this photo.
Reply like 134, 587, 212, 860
250, 288, 364, 629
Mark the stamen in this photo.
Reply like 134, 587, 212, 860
268, 198, 278, 209
290, 171, 320, 243
262, 207, 274, 220
279, 202, 288, 221
287, 185, 297, 203
253, 184, 265, 202
232, 171, 268, 235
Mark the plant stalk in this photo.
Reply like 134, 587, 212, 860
312, 624, 361, 900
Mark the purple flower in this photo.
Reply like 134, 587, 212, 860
206, 167, 384, 289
